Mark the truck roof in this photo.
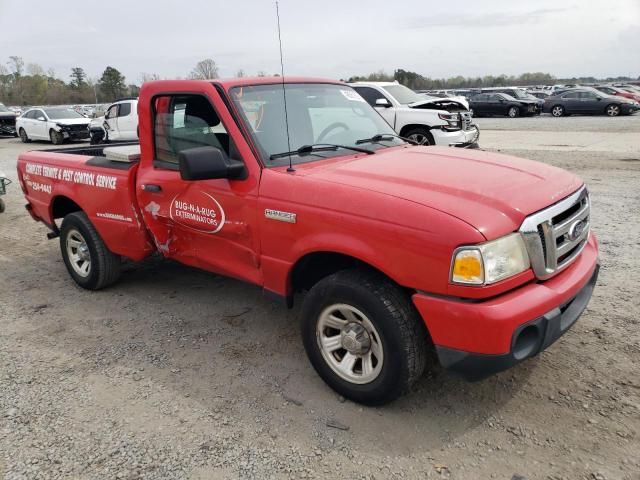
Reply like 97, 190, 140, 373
143, 77, 345, 90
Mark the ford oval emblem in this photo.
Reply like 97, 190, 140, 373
568, 219, 586, 241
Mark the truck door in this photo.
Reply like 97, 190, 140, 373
136, 91, 262, 285
104, 104, 120, 140
116, 101, 136, 139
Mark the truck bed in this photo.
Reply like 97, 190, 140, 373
17, 142, 154, 261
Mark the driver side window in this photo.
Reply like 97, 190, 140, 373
106, 105, 119, 119
153, 94, 240, 168
353, 87, 388, 107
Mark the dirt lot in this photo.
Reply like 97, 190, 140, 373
1, 115, 639, 480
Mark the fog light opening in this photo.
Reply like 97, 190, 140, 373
513, 325, 541, 361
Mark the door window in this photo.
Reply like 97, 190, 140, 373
105, 105, 119, 119
119, 102, 132, 117
562, 92, 579, 99
353, 86, 388, 107
578, 92, 598, 100
153, 94, 240, 168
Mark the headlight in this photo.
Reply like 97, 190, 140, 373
438, 112, 460, 127
451, 233, 530, 285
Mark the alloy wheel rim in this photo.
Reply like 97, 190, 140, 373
407, 133, 430, 145
66, 229, 91, 277
552, 107, 563, 116
607, 105, 619, 116
316, 304, 384, 384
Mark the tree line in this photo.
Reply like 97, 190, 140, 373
2, 55, 637, 107
0, 57, 235, 106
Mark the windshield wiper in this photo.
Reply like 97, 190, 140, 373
269, 143, 374, 160
356, 133, 419, 146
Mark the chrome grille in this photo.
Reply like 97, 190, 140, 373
519, 186, 590, 279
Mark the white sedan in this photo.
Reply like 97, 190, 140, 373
17, 107, 91, 144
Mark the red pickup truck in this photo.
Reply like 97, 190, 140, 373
17, 78, 599, 405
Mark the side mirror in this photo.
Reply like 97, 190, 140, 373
375, 98, 391, 108
37, 116, 46, 121
596, 97, 602, 101
178, 146, 245, 181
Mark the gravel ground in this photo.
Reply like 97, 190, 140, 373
0, 115, 639, 480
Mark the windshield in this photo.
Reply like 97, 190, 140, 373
0, 103, 10, 113
507, 89, 528, 99
45, 108, 85, 120
230, 83, 402, 167
381, 84, 425, 105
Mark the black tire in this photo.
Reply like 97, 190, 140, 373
50, 129, 64, 145
403, 127, 435, 146
60, 212, 121, 290
508, 106, 520, 118
0, 198, 4, 214
605, 103, 621, 117
300, 269, 429, 405
19, 128, 31, 143
551, 105, 565, 117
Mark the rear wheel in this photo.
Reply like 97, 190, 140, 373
19, 128, 31, 143
403, 127, 434, 146
551, 105, 565, 117
50, 129, 64, 145
60, 212, 121, 290
605, 104, 621, 117
301, 269, 429, 405
508, 106, 520, 118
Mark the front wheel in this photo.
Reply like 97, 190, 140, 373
50, 129, 64, 145
300, 269, 429, 405
60, 212, 121, 290
551, 105, 565, 117
508, 106, 520, 118
605, 104, 621, 117
19, 128, 31, 143
403, 127, 434, 146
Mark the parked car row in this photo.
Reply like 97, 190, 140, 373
420, 83, 640, 118
544, 88, 640, 117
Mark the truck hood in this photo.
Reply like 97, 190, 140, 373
299, 146, 583, 239
409, 97, 469, 112
55, 118, 91, 126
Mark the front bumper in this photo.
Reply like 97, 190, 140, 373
412, 234, 599, 380
0, 124, 17, 136
61, 129, 90, 140
621, 104, 640, 114
432, 125, 480, 149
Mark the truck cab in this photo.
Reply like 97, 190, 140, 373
89, 98, 139, 144
17, 78, 598, 405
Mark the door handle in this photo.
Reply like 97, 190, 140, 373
142, 184, 162, 193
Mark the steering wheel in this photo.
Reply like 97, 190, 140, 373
317, 122, 350, 143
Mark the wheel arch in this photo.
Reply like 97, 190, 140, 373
51, 195, 83, 221
289, 250, 412, 302
398, 123, 433, 137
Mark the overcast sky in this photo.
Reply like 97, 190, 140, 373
1, 0, 638, 84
